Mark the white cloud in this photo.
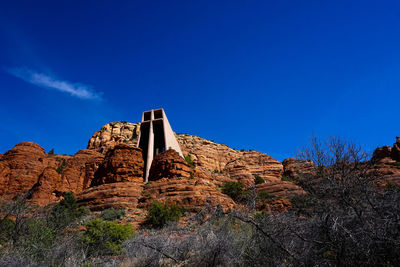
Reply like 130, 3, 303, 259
5, 67, 102, 100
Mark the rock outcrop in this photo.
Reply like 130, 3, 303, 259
256, 179, 306, 199
139, 177, 236, 212
176, 134, 242, 173
91, 144, 143, 186
0, 121, 311, 213
177, 134, 305, 198
0, 142, 60, 198
140, 150, 235, 211
282, 158, 315, 180
371, 137, 400, 187
0, 142, 105, 205
77, 144, 144, 211
29, 149, 104, 205
87, 121, 140, 153
148, 149, 192, 181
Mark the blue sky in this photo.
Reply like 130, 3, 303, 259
0, 1, 399, 160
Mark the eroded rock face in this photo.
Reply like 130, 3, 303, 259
371, 137, 400, 187
77, 182, 145, 211
282, 158, 315, 180
148, 149, 192, 181
87, 121, 140, 153
77, 144, 144, 211
140, 149, 235, 211
176, 134, 242, 173
0, 142, 54, 197
177, 135, 284, 182
372, 137, 400, 163
29, 149, 104, 205
392, 137, 400, 162
91, 144, 144, 186
0, 122, 306, 211
0, 142, 105, 205
139, 177, 236, 212
256, 179, 306, 199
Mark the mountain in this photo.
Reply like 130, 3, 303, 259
0, 121, 399, 217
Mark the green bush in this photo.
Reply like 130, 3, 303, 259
20, 218, 55, 262
385, 182, 400, 191
56, 158, 66, 174
0, 217, 15, 245
254, 175, 265, 185
49, 192, 87, 229
257, 191, 275, 203
184, 155, 195, 168
281, 175, 297, 184
221, 181, 245, 201
100, 207, 126, 221
82, 218, 134, 256
147, 201, 185, 228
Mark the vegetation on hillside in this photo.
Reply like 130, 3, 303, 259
0, 136, 399, 266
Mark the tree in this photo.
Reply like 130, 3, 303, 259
82, 218, 134, 256
221, 181, 245, 201
49, 192, 87, 229
146, 201, 184, 228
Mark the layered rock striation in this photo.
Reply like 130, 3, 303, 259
87, 121, 140, 153
77, 144, 144, 211
371, 137, 400, 187
0, 142, 104, 205
139, 149, 235, 211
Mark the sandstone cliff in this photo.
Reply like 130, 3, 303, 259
87, 121, 140, 153
139, 149, 235, 211
77, 144, 144, 211
0, 121, 306, 213
371, 137, 400, 187
0, 142, 104, 205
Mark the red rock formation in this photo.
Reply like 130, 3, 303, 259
176, 134, 243, 172
139, 177, 235, 212
0, 142, 105, 205
282, 158, 315, 180
77, 182, 145, 211
139, 149, 235, 211
391, 136, 400, 162
29, 149, 104, 205
91, 144, 143, 186
0, 142, 54, 198
77, 144, 144, 211
256, 179, 306, 199
148, 149, 192, 181
371, 137, 400, 187
224, 159, 255, 187
87, 121, 140, 153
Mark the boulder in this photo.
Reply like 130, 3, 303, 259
148, 149, 192, 181
87, 121, 140, 153
78, 144, 144, 210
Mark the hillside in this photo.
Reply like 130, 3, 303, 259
0, 122, 400, 266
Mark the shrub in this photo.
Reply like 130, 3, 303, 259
48, 148, 54, 155
100, 207, 126, 221
257, 191, 274, 201
49, 192, 87, 229
254, 175, 265, 185
0, 217, 15, 245
82, 218, 134, 256
147, 201, 184, 228
184, 155, 195, 169
281, 175, 297, 184
385, 182, 400, 191
221, 181, 245, 201
56, 158, 66, 174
